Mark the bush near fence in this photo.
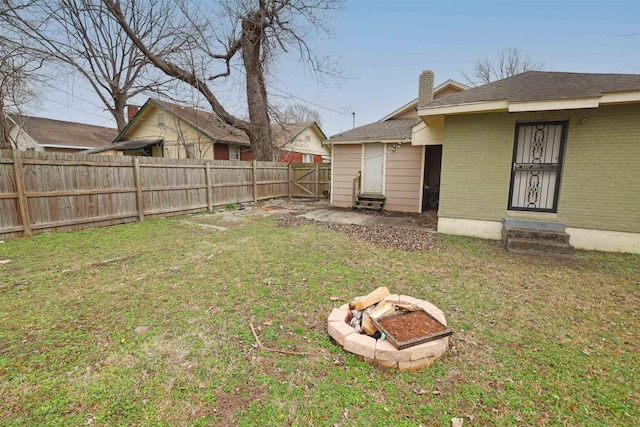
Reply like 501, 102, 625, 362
0, 150, 330, 239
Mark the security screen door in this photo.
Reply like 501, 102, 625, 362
508, 121, 567, 212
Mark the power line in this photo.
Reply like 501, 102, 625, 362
266, 83, 351, 116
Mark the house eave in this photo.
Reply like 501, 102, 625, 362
418, 91, 640, 117
418, 100, 509, 116
39, 143, 99, 150
327, 137, 408, 145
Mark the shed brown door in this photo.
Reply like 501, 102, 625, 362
508, 121, 567, 212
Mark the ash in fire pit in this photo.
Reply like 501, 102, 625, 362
327, 288, 451, 371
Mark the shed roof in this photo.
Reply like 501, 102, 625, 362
327, 118, 418, 143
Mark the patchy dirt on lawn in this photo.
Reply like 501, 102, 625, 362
176, 198, 441, 251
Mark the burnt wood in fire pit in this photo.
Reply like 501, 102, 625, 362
373, 308, 453, 350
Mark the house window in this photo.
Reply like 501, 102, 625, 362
185, 143, 196, 158
302, 153, 314, 163
157, 113, 164, 126
229, 145, 240, 160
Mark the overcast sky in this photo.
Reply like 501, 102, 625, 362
34, 0, 640, 138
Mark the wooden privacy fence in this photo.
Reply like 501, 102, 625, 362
0, 150, 330, 239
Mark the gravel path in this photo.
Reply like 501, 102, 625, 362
278, 214, 441, 252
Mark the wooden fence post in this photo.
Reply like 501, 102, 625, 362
288, 163, 292, 201
133, 157, 144, 221
205, 162, 213, 211
12, 150, 32, 236
314, 163, 320, 201
252, 160, 258, 203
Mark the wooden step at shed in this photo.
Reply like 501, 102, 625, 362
354, 193, 385, 211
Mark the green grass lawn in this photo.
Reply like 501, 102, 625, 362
1, 212, 638, 426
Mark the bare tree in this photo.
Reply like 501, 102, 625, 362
275, 103, 322, 126
103, 0, 342, 161
1, 0, 182, 131
463, 47, 544, 86
0, 42, 45, 149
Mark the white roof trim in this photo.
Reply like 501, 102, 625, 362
379, 80, 470, 122
379, 99, 418, 122
419, 91, 640, 116
508, 97, 600, 112
419, 100, 509, 116
327, 138, 406, 145
600, 90, 640, 104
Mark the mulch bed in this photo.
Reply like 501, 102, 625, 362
277, 214, 442, 252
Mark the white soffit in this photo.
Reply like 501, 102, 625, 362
418, 100, 509, 116
600, 91, 640, 104
419, 91, 640, 117
508, 97, 600, 112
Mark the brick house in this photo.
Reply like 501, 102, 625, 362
329, 71, 640, 253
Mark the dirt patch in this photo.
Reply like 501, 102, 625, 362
214, 384, 267, 425
278, 214, 441, 252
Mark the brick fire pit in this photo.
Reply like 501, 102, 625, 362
327, 294, 449, 371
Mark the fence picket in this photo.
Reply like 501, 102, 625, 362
0, 149, 329, 239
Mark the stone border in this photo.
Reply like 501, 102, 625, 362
327, 294, 449, 371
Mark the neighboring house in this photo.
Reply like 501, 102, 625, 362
5, 114, 118, 152
328, 79, 468, 212
86, 98, 329, 162
330, 70, 640, 253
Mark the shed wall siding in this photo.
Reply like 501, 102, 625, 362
384, 144, 422, 212
332, 144, 361, 208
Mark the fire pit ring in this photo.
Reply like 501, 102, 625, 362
327, 294, 449, 371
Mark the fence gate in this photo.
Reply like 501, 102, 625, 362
508, 121, 567, 212
290, 164, 330, 200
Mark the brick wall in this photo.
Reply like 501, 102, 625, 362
439, 104, 640, 233
439, 112, 513, 221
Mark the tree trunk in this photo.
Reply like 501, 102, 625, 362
112, 95, 127, 132
241, 13, 274, 161
0, 105, 13, 149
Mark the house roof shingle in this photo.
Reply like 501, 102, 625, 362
420, 71, 640, 109
328, 118, 418, 142
150, 99, 249, 144
8, 114, 118, 148
121, 98, 320, 148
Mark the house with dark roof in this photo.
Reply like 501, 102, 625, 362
328, 79, 467, 212
6, 114, 118, 152
417, 70, 640, 254
330, 70, 640, 254
86, 98, 329, 163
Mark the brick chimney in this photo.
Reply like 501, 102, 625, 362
418, 70, 434, 108
127, 105, 140, 122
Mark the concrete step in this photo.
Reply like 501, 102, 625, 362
507, 247, 576, 259
505, 228, 571, 243
503, 218, 565, 232
506, 237, 575, 257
